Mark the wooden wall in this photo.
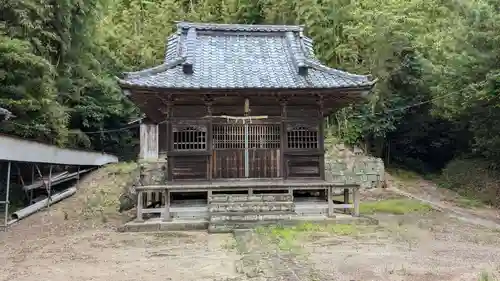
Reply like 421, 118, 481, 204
139, 95, 326, 181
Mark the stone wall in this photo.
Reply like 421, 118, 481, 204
118, 160, 167, 212
138, 160, 168, 186
325, 144, 385, 189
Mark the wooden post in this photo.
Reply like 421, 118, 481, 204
327, 186, 333, 217
317, 96, 325, 180
136, 191, 144, 222
343, 188, 349, 214
166, 97, 173, 181
205, 96, 213, 181
353, 186, 360, 216
280, 98, 287, 179
139, 120, 159, 160
162, 189, 171, 222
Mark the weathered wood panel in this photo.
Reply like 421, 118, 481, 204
172, 105, 207, 117
171, 155, 208, 180
287, 106, 320, 118
212, 149, 280, 178
139, 123, 158, 160
286, 156, 321, 178
158, 122, 168, 155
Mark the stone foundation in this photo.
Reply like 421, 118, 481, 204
208, 193, 296, 233
138, 160, 168, 186
209, 201, 294, 213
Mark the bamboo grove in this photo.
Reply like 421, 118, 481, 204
1, 0, 500, 202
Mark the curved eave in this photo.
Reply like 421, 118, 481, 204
116, 79, 376, 93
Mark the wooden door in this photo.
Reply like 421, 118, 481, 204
212, 122, 281, 178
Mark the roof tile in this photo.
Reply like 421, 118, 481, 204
119, 22, 375, 90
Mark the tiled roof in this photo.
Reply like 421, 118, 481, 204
118, 22, 375, 90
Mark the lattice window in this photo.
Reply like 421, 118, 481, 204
172, 125, 207, 150
212, 124, 281, 150
287, 124, 319, 149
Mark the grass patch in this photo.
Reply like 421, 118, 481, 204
360, 199, 433, 215
102, 162, 138, 175
452, 197, 485, 208
63, 162, 139, 225
387, 167, 421, 182
388, 166, 439, 182
479, 271, 497, 281
257, 222, 362, 251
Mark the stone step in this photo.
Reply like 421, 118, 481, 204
209, 201, 295, 213
210, 211, 296, 222
208, 194, 293, 203
208, 220, 292, 233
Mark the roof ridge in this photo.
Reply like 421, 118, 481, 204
285, 31, 308, 76
121, 58, 185, 80
176, 21, 304, 33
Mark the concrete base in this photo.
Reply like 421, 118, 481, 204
118, 219, 208, 232
118, 214, 377, 233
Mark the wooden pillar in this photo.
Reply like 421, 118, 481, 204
205, 96, 213, 181
162, 189, 171, 222
317, 95, 325, 180
353, 186, 360, 216
136, 191, 144, 222
327, 186, 334, 217
139, 120, 159, 160
280, 98, 287, 179
165, 97, 173, 181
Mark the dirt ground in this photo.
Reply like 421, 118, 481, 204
1, 167, 500, 281
250, 187, 500, 281
299, 213, 500, 281
0, 211, 242, 281
0, 166, 246, 281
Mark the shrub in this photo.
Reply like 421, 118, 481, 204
439, 159, 500, 207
